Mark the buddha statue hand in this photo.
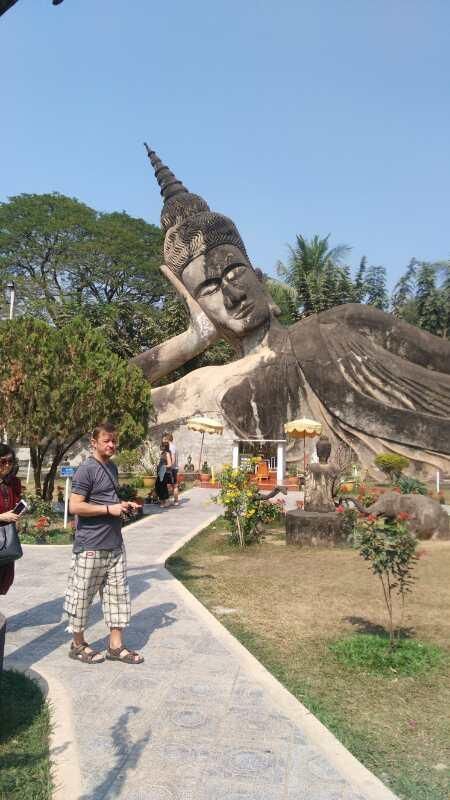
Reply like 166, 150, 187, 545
160, 264, 219, 348
131, 264, 219, 383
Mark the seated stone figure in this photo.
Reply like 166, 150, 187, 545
183, 455, 195, 473
133, 147, 450, 475
304, 436, 338, 513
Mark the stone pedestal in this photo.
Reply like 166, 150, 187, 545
286, 510, 346, 547
0, 613, 6, 676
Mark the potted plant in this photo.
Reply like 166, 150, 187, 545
285, 464, 299, 487
139, 440, 159, 490
200, 461, 211, 482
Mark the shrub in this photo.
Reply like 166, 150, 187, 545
374, 453, 409, 481
24, 495, 56, 519
117, 484, 138, 501
114, 448, 142, 473
396, 475, 427, 495
217, 465, 283, 547
354, 512, 418, 647
128, 476, 144, 490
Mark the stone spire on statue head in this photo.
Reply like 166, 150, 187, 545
144, 143, 249, 277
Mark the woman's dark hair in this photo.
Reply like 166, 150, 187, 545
0, 443, 15, 460
161, 442, 170, 452
0, 443, 17, 477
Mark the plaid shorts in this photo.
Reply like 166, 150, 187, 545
64, 547, 131, 633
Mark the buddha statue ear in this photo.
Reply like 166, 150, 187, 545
254, 268, 282, 318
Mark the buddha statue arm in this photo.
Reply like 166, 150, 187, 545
131, 265, 220, 383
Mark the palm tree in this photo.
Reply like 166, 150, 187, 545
279, 234, 352, 316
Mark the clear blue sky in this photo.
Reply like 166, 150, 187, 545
1, 0, 449, 288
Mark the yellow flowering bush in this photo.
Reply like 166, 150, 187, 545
217, 465, 283, 547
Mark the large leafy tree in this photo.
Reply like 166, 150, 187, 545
0, 317, 152, 499
0, 193, 165, 355
363, 264, 389, 310
392, 260, 449, 338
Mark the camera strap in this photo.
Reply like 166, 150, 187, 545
90, 458, 120, 501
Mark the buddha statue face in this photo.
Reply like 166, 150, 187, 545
181, 244, 271, 338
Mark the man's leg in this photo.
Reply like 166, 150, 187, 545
64, 551, 107, 662
101, 547, 143, 663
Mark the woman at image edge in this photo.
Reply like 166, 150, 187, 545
0, 444, 21, 595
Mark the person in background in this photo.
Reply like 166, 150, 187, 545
0, 444, 21, 596
163, 432, 179, 506
155, 441, 172, 508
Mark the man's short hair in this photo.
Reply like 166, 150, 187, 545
92, 422, 118, 441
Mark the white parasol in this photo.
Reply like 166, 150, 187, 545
284, 417, 322, 475
187, 416, 224, 471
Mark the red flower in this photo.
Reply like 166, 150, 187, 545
397, 511, 411, 521
336, 505, 345, 513
366, 514, 377, 523
35, 515, 50, 529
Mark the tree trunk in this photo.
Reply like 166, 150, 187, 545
43, 445, 64, 501
30, 446, 42, 496
42, 436, 81, 501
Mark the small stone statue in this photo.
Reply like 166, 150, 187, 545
184, 455, 195, 472
304, 436, 338, 513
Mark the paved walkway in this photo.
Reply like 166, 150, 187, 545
3, 489, 397, 800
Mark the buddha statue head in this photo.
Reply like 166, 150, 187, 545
316, 435, 332, 464
145, 145, 273, 346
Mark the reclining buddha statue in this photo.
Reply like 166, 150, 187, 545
133, 146, 450, 475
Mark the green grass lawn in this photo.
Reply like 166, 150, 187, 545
0, 671, 52, 800
167, 517, 450, 800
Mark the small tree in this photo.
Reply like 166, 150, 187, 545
354, 513, 418, 646
218, 465, 283, 547
0, 317, 152, 499
374, 453, 409, 483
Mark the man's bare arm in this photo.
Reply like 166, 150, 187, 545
69, 493, 128, 518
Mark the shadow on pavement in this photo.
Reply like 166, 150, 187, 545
5, 568, 178, 670
79, 705, 152, 800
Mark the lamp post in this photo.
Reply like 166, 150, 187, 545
6, 281, 15, 320
3, 282, 16, 443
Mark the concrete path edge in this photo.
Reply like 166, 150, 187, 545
161, 513, 399, 800
9, 662, 81, 800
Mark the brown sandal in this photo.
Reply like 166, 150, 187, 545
69, 642, 105, 664
106, 646, 144, 664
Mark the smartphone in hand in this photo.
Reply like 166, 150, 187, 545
12, 499, 29, 516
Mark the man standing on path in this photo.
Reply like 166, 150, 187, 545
63, 422, 144, 664
163, 431, 179, 506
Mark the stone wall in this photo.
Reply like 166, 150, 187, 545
150, 414, 236, 471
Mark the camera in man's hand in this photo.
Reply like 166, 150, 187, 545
121, 503, 141, 522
